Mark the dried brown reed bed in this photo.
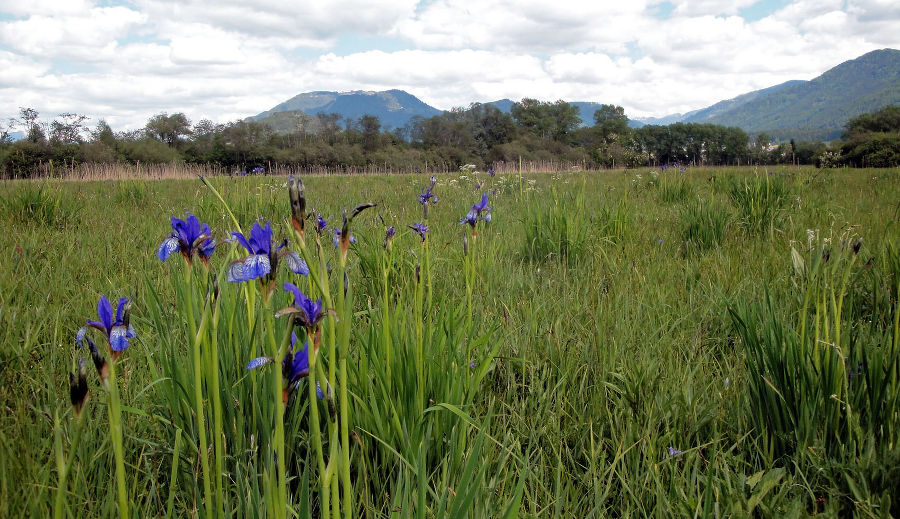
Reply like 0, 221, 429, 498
5, 159, 594, 181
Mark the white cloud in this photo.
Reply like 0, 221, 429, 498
671, 0, 757, 16
136, 0, 417, 42
0, 6, 145, 61
1, 0, 899, 130
393, 0, 649, 53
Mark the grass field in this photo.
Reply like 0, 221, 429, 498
1, 166, 898, 517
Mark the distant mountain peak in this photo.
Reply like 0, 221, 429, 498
251, 89, 442, 130
251, 49, 900, 140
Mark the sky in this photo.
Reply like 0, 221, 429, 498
2, 0, 899, 132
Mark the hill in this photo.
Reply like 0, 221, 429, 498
682, 49, 900, 140
251, 89, 442, 131
249, 49, 899, 140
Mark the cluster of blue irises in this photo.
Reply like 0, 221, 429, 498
70, 175, 493, 412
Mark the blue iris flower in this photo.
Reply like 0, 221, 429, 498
227, 221, 309, 283
282, 282, 325, 331
247, 332, 310, 403
157, 213, 216, 265
315, 215, 328, 235
418, 176, 438, 206
460, 193, 492, 228
332, 228, 356, 248
77, 295, 136, 370
408, 222, 428, 242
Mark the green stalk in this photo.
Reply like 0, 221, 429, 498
188, 269, 213, 519
208, 284, 225, 518
314, 238, 341, 516
263, 292, 287, 517
165, 428, 183, 519
294, 233, 329, 518
337, 253, 352, 519
54, 410, 84, 519
107, 354, 129, 519
415, 241, 425, 415
382, 247, 392, 385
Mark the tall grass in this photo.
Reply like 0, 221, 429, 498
2, 166, 900, 517
727, 173, 791, 235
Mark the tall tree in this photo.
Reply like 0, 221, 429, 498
145, 112, 192, 146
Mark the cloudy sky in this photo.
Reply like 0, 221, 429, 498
2, 0, 898, 131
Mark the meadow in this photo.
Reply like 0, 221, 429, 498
0, 165, 898, 518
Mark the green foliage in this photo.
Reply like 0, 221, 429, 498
680, 198, 729, 252
3, 167, 900, 517
0, 182, 79, 226
730, 238, 900, 462
727, 174, 790, 234
658, 174, 693, 204
522, 184, 588, 265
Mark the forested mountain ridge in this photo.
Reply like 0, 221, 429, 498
681, 48, 900, 140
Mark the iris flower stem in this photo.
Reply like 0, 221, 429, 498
337, 253, 352, 519
184, 264, 213, 519
208, 289, 225, 519
316, 238, 342, 518
53, 409, 85, 519
106, 354, 129, 519
263, 293, 288, 518
382, 248, 392, 386
425, 236, 433, 357
465, 231, 477, 360
415, 242, 425, 416
292, 234, 329, 518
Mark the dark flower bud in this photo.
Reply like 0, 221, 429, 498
288, 176, 306, 237
415, 263, 421, 284
85, 336, 109, 389
822, 249, 831, 263
852, 237, 862, 255
69, 357, 89, 417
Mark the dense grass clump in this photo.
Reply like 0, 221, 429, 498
0, 182, 80, 226
1, 166, 899, 517
523, 184, 589, 264
680, 198, 730, 252
727, 173, 791, 234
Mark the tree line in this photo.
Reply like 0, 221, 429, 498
1, 101, 897, 178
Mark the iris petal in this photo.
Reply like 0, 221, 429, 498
226, 260, 249, 283
110, 326, 130, 352
76, 327, 86, 347
97, 296, 114, 332
283, 251, 310, 276
115, 297, 128, 324
199, 238, 216, 259
157, 237, 180, 262
249, 222, 272, 255
243, 255, 271, 280
231, 232, 253, 254
247, 357, 271, 370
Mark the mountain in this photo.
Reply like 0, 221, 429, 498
251, 89, 442, 131
676, 49, 900, 140
250, 49, 899, 140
